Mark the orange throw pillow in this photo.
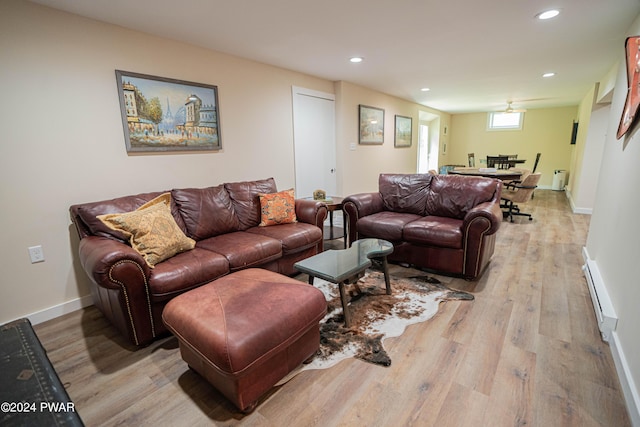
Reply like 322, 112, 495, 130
258, 189, 297, 226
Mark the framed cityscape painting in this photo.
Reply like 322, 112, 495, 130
394, 115, 412, 147
359, 105, 384, 144
115, 70, 221, 152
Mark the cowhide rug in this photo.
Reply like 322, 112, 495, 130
278, 270, 473, 383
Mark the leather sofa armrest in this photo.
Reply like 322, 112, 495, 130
342, 193, 384, 246
463, 178, 503, 235
78, 236, 156, 346
463, 200, 503, 236
295, 199, 328, 229
461, 199, 503, 280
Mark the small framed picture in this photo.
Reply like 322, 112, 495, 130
359, 105, 384, 144
394, 115, 412, 147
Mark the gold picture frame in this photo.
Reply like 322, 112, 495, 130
116, 70, 221, 152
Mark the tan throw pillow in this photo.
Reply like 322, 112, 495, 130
258, 188, 297, 226
97, 193, 195, 267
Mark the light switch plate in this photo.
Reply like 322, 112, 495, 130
28, 245, 45, 263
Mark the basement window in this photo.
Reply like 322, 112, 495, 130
487, 112, 524, 131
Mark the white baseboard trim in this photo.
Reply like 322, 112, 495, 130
581, 247, 618, 342
582, 248, 639, 426
566, 188, 593, 215
572, 206, 593, 214
27, 294, 93, 326
610, 331, 640, 427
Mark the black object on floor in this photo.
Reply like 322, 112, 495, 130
0, 318, 84, 427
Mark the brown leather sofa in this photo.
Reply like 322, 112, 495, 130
343, 173, 503, 280
69, 177, 327, 346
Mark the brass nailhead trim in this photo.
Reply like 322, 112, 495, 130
463, 216, 491, 278
108, 260, 155, 345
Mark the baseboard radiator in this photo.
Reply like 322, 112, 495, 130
582, 248, 618, 342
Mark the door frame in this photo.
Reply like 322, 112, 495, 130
291, 86, 336, 198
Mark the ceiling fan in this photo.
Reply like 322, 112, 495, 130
502, 101, 526, 113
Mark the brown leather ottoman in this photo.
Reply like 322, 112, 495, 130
162, 268, 327, 412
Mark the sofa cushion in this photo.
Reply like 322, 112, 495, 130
97, 193, 196, 267
379, 173, 432, 215
197, 231, 282, 270
225, 178, 278, 230
246, 222, 322, 255
148, 247, 230, 300
403, 216, 463, 249
172, 185, 240, 240
357, 211, 422, 242
426, 175, 497, 219
258, 188, 297, 226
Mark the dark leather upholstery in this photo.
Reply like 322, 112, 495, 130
343, 173, 502, 280
70, 178, 328, 346
162, 269, 327, 412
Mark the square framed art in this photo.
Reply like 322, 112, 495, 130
359, 105, 384, 144
394, 115, 412, 147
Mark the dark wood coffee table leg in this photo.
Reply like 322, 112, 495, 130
381, 256, 391, 295
338, 281, 352, 327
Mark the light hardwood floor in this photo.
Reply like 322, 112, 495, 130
34, 190, 631, 426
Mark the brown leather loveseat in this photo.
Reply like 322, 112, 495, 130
343, 173, 502, 280
70, 177, 327, 346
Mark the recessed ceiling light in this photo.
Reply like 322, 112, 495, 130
542, 72, 556, 78
536, 9, 560, 20
350, 57, 363, 63
421, 87, 430, 92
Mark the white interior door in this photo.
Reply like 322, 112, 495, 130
292, 86, 336, 198
417, 124, 430, 173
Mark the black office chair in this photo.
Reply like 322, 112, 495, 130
501, 173, 542, 222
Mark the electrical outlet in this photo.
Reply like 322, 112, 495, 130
28, 245, 45, 263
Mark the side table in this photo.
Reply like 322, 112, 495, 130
306, 196, 346, 248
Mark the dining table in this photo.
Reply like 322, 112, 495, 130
505, 159, 526, 167
448, 168, 522, 181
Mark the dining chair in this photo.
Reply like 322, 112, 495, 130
503, 168, 531, 186
532, 152, 542, 173
487, 155, 510, 169
501, 172, 541, 222
468, 152, 475, 167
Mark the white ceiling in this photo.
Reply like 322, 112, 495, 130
29, 0, 640, 113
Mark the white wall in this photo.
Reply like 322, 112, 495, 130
0, 0, 336, 323
585, 14, 640, 423
0, 0, 437, 324
568, 101, 609, 214
334, 81, 449, 196
449, 107, 577, 189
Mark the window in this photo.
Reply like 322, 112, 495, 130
487, 112, 524, 131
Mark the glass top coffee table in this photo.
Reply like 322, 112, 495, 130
294, 238, 394, 327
